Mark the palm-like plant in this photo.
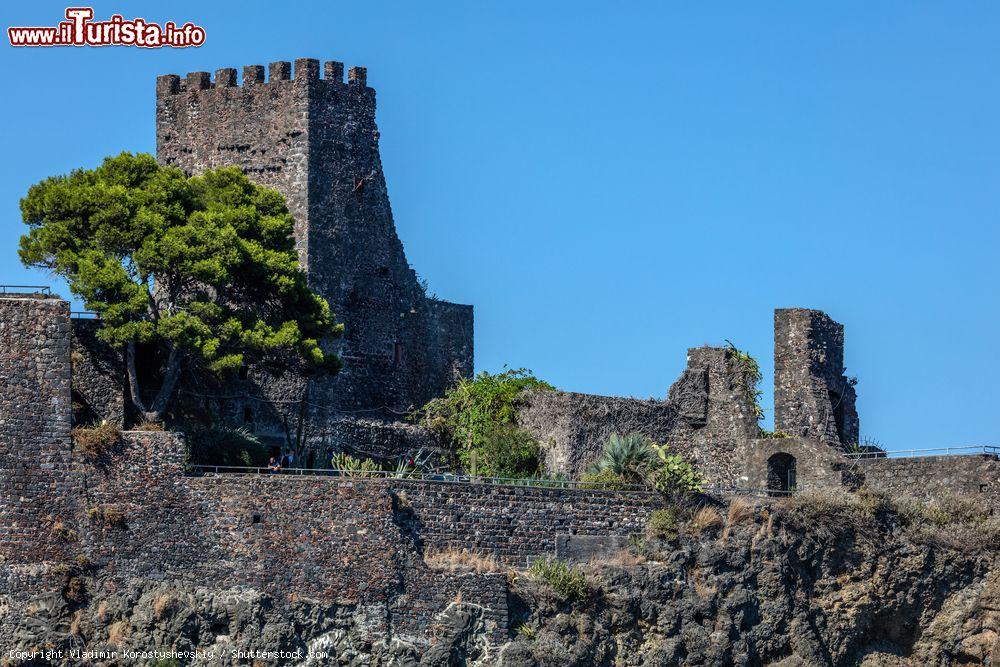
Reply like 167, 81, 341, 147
586, 433, 657, 482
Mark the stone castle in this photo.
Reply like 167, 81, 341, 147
1, 58, 997, 656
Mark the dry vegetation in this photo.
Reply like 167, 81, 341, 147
107, 620, 130, 646
88, 505, 127, 528
133, 421, 164, 432
686, 505, 724, 536
50, 521, 77, 542
71, 421, 121, 458
774, 488, 1000, 551
63, 577, 86, 603
590, 549, 646, 567
152, 593, 177, 620
424, 547, 504, 574
721, 496, 756, 540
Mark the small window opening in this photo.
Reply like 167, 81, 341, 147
243, 406, 254, 423
393, 342, 403, 365
251, 513, 261, 524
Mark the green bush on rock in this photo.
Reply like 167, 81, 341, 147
529, 557, 589, 602
416, 368, 552, 477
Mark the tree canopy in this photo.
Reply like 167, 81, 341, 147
19, 152, 342, 422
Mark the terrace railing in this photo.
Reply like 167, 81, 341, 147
0, 284, 51, 295
185, 464, 788, 496
846, 445, 1000, 461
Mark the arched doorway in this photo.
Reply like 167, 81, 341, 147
767, 452, 796, 495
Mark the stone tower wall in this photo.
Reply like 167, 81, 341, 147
774, 308, 860, 448
155, 59, 473, 421
0, 295, 78, 563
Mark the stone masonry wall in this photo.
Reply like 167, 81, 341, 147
774, 308, 860, 448
0, 295, 83, 645
517, 346, 759, 484
156, 59, 473, 427
70, 318, 125, 427
0, 295, 78, 563
743, 437, 859, 492
856, 455, 1000, 508
391, 480, 663, 568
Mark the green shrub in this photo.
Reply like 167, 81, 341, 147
648, 443, 704, 494
579, 469, 630, 490
586, 433, 657, 481
725, 340, 764, 423
71, 422, 122, 458
647, 508, 677, 539
475, 425, 541, 478
529, 557, 588, 601
185, 426, 269, 468
416, 368, 552, 477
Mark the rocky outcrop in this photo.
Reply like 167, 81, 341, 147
498, 495, 1000, 667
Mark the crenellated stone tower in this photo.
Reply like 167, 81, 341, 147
155, 59, 473, 430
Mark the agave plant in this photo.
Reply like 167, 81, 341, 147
586, 433, 657, 482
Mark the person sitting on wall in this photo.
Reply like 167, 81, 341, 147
268, 456, 281, 473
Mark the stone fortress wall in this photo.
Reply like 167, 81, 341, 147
3, 57, 998, 651
0, 295, 661, 647
517, 346, 759, 484
153, 58, 473, 445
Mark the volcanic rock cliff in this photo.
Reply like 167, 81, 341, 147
8, 491, 999, 667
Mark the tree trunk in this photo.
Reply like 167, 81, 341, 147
145, 345, 183, 424
126, 340, 149, 417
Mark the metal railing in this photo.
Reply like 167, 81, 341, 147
846, 445, 1000, 461
186, 464, 797, 496
186, 464, 654, 491
71, 310, 99, 319
0, 284, 51, 295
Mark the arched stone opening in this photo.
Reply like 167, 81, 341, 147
767, 452, 797, 495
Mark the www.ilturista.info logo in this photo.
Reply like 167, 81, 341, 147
8, 7, 205, 48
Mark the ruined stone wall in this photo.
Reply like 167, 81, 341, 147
856, 455, 1000, 508
155, 58, 473, 426
2, 401, 661, 648
774, 309, 859, 447
517, 346, 758, 484
70, 318, 125, 427
743, 437, 859, 492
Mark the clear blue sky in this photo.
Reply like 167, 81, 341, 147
2, 2, 998, 451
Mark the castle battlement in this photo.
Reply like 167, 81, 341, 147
156, 58, 368, 96
155, 56, 473, 425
